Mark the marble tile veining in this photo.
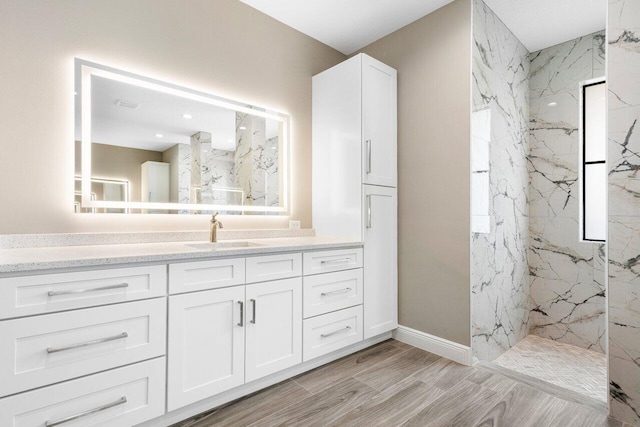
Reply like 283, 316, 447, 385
472, 0, 531, 362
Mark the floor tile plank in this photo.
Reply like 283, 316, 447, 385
249, 377, 378, 427
173, 380, 311, 427
413, 358, 475, 390
293, 339, 409, 394
327, 377, 446, 427
354, 347, 441, 391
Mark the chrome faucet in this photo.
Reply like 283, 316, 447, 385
210, 212, 223, 243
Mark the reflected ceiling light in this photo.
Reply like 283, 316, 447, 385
239, 126, 247, 130
547, 102, 557, 107
182, 113, 193, 119
155, 133, 164, 138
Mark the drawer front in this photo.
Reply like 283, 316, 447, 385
0, 357, 165, 427
303, 269, 363, 318
0, 298, 166, 397
169, 258, 245, 294
303, 305, 363, 361
303, 248, 363, 276
246, 253, 302, 284
0, 265, 167, 320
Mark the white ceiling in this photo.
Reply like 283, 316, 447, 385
483, 0, 606, 52
240, 0, 606, 54
239, 0, 453, 55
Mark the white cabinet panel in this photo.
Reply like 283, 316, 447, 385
0, 298, 166, 397
303, 269, 363, 318
169, 258, 245, 294
0, 357, 165, 427
167, 287, 245, 411
246, 253, 302, 284
362, 55, 397, 188
303, 305, 363, 361
245, 278, 302, 382
0, 265, 166, 320
303, 248, 363, 276
363, 185, 398, 339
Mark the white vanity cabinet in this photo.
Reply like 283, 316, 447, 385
167, 286, 246, 412
245, 278, 302, 382
313, 53, 398, 341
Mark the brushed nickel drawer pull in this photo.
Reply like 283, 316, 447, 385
321, 288, 352, 297
321, 326, 352, 338
45, 396, 127, 426
238, 301, 244, 327
48, 283, 129, 297
250, 299, 256, 324
46, 332, 128, 354
320, 258, 352, 265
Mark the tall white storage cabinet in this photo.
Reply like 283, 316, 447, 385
312, 53, 398, 340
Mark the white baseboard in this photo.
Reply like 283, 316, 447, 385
393, 325, 472, 366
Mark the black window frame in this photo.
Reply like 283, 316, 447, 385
581, 80, 607, 243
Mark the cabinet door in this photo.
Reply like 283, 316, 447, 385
167, 287, 245, 411
362, 55, 397, 187
245, 278, 302, 383
363, 185, 398, 339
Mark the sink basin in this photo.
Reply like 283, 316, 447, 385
186, 241, 265, 250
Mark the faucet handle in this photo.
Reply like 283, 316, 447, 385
211, 212, 219, 222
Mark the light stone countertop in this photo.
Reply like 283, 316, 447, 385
0, 236, 363, 273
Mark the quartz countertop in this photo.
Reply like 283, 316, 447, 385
0, 236, 363, 273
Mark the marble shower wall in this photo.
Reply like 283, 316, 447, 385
528, 32, 607, 353
471, 0, 531, 362
608, 0, 640, 423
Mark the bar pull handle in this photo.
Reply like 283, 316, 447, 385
237, 301, 244, 327
366, 140, 372, 174
366, 195, 372, 229
48, 283, 129, 297
321, 288, 352, 297
321, 326, 352, 338
47, 332, 128, 354
320, 258, 352, 266
45, 396, 127, 427
250, 299, 256, 324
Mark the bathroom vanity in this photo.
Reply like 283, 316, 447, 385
0, 235, 390, 426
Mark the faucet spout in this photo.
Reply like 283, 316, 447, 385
210, 212, 223, 243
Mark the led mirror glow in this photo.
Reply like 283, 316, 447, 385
74, 58, 290, 215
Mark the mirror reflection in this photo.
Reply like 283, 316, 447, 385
74, 61, 286, 214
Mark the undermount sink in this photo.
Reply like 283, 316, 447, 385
186, 241, 265, 250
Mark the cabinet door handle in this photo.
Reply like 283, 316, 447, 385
321, 326, 352, 338
45, 396, 127, 427
366, 195, 372, 229
250, 299, 256, 324
47, 332, 128, 354
321, 287, 352, 297
48, 283, 129, 297
237, 301, 244, 327
320, 258, 352, 265
366, 139, 372, 174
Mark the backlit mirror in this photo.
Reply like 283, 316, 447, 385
74, 59, 289, 214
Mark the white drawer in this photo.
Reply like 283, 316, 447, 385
303, 248, 363, 276
303, 305, 363, 361
246, 253, 302, 284
0, 265, 167, 320
303, 269, 363, 318
169, 258, 245, 294
0, 298, 166, 397
0, 357, 165, 427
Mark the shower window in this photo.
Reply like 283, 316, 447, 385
580, 80, 607, 242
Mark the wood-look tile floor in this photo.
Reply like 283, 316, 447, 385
175, 339, 627, 427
